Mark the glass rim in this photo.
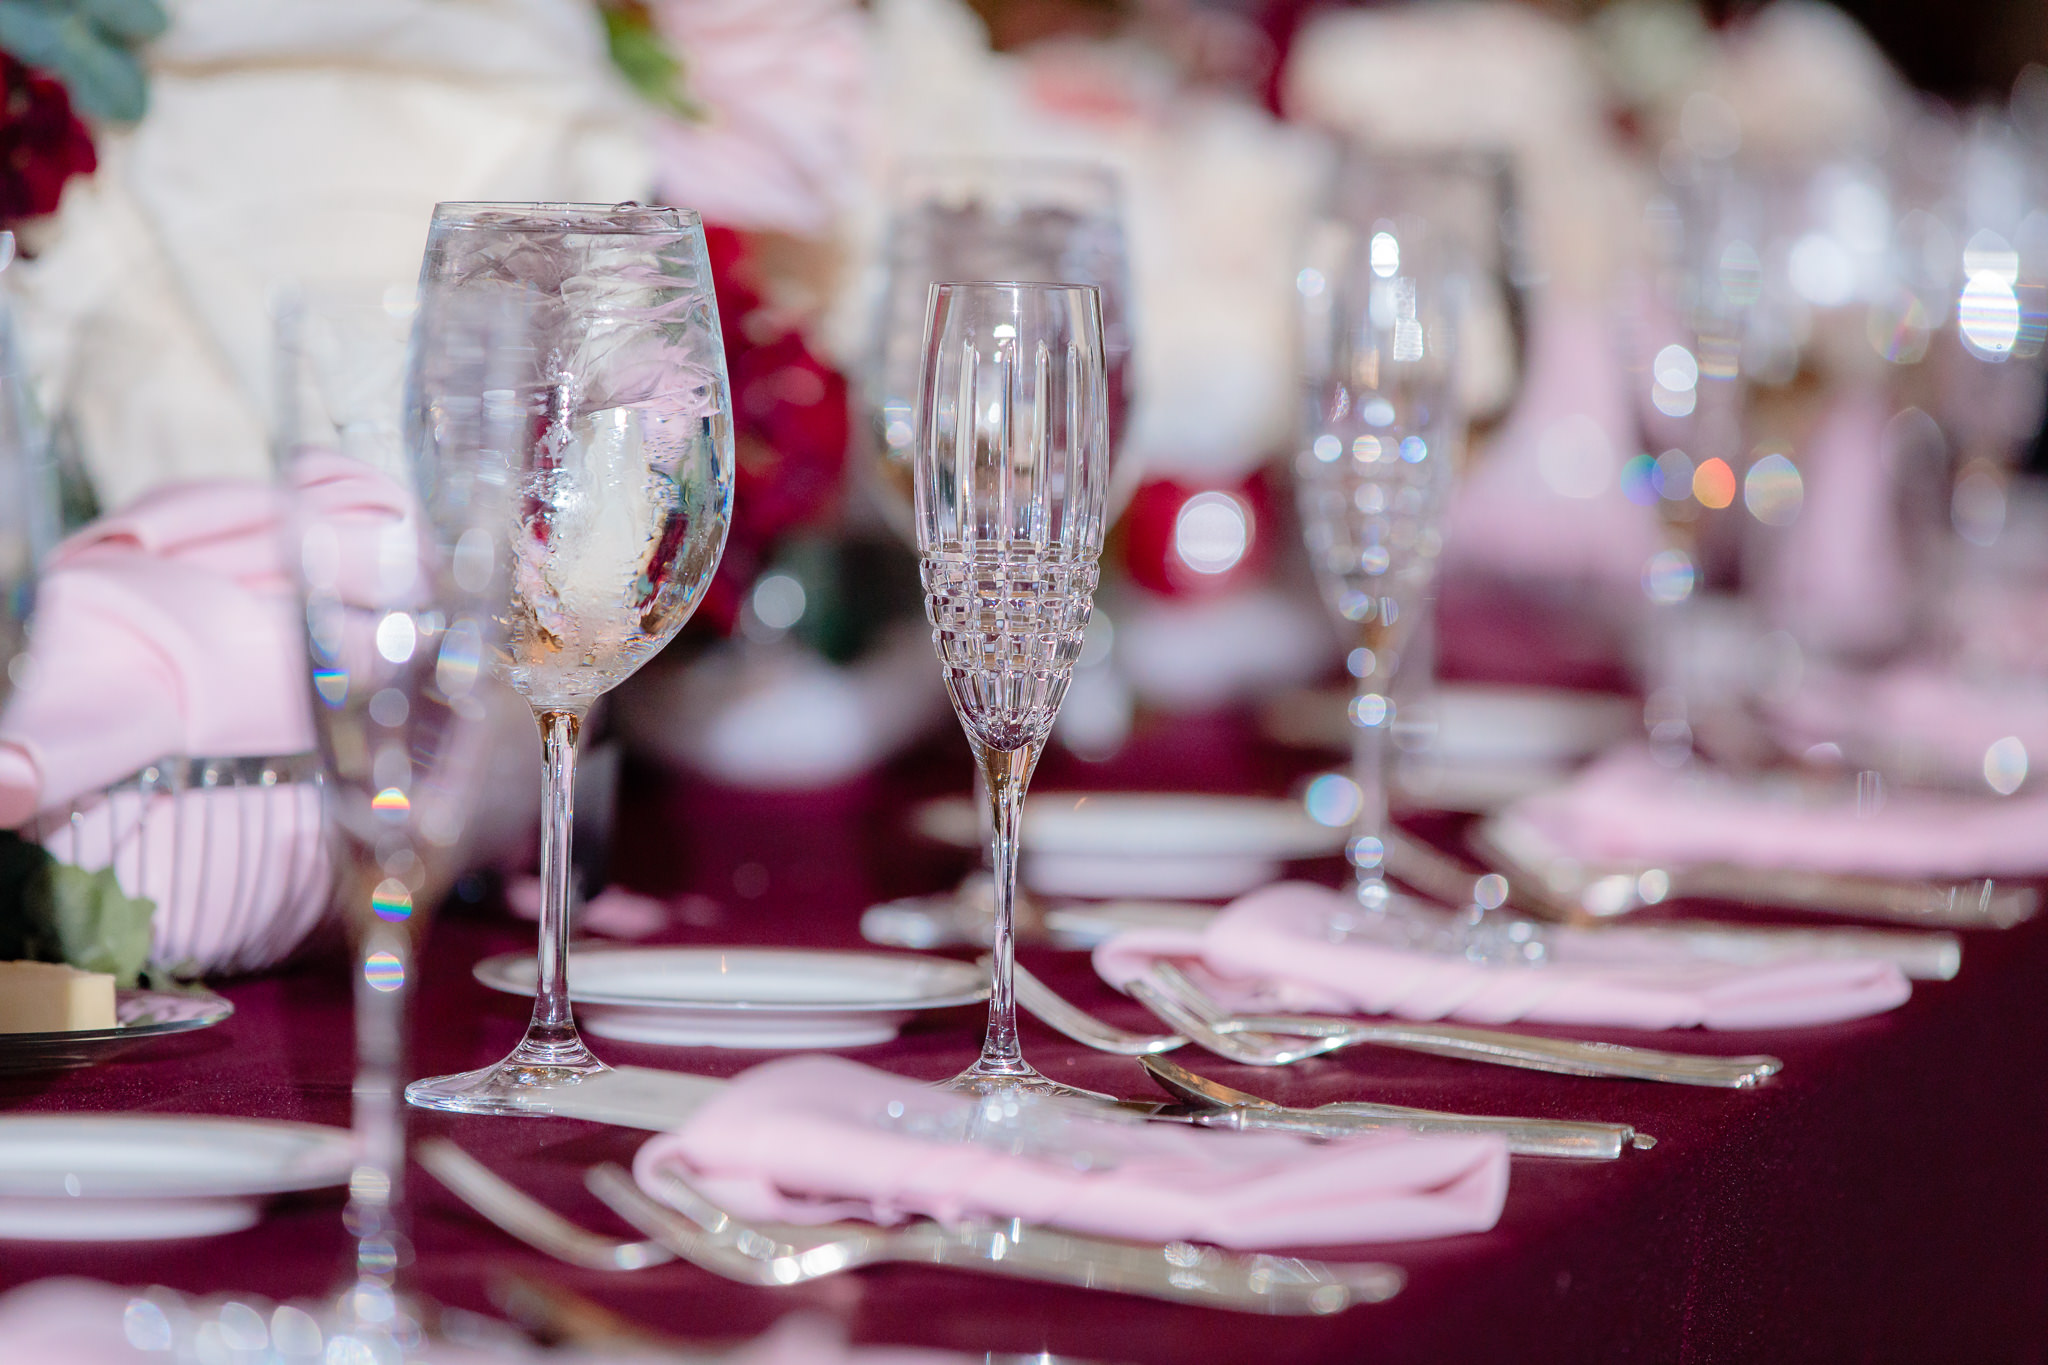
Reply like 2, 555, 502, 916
429, 201, 700, 232
928, 280, 1103, 298
889, 155, 1119, 185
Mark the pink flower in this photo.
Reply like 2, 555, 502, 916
648, 0, 865, 238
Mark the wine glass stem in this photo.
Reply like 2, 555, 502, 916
1350, 657, 1395, 913
969, 737, 1039, 1078
529, 707, 583, 1049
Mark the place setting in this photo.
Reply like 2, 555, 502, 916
1, 3, 2047, 1361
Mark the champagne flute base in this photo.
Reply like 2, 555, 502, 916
405, 1034, 610, 1117
942, 1061, 1113, 1104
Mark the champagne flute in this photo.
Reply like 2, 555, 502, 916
914, 281, 1109, 1097
275, 284, 508, 1347
1295, 191, 1463, 948
868, 160, 1135, 532
404, 203, 734, 1116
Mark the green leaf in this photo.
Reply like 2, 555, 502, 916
0, 2, 149, 121
46, 861, 153, 986
76, 0, 166, 44
0, 829, 156, 987
600, 4, 702, 122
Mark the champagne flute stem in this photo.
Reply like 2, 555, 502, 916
1349, 652, 1396, 916
527, 707, 585, 1055
343, 914, 411, 1325
968, 737, 1039, 1078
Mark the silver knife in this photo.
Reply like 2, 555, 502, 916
1139, 1056, 1652, 1160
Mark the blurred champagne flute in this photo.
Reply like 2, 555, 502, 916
403, 203, 734, 1116
276, 283, 509, 1349
1295, 168, 1466, 948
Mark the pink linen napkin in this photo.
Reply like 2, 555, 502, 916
1771, 662, 2048, 789
1509, 744, 2048, 879
632, 1054, 1508, 1249
0, 480, 314, 825
1094, 881, 1910, 1031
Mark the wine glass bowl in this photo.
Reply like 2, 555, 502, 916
915, 281, 1109, 1096
402, 203, 734, 1116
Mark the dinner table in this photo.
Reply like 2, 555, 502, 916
3, 693, 2046, 1365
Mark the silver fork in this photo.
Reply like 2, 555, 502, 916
587, 1162, 1403, 1315
1136, 963, 1782, 1088
418, 1138, 673, 1272
1011, 958, 1184, 1055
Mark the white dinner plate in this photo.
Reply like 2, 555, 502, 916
0, 1114, 354, 1241
1261, 683, 1636, 764
915, 791, 1345, 899
916, 792, 1345, 860
472, 946, 988, 1049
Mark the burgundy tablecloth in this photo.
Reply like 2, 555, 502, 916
3, 710, 2046, 1364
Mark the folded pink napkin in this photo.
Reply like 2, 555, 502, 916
0, 480, 314, 825
1509, 744, 2048, 879
633, 1055, 1508, 1248
1094, 881, 1910, 1031
1772, 663, 2048, 789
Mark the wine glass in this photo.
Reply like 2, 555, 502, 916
1295, 187, 1464, 948
275, 283, 509, 1347
404, 203, 734, 1116
867, 159, 1136, 533
914, 282, 1109, 1097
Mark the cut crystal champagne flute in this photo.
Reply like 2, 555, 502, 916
915, 282, 1109, 1097
1296, 194, 1464, 949
276, 284, 508, 1349
404, 202, 734, 1116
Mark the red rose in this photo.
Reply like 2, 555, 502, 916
0, 58, 95, 225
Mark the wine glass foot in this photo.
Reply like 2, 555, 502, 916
942, 1061, 1113, 1105
405, 1034, 610, 1116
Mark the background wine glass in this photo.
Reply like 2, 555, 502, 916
403, 202, 734, 1117
1295, 180, 1465, 948
867, 159, 1136, 532
275, 283, 508, 1347
916, 281, 1109, 1098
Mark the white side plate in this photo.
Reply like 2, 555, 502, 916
0, 1114, 354, 1241
473, 947, 988, 1050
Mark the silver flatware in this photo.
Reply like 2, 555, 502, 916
1140, 962, 1781, 1089
1140, 1055, 1653, 1159
418, 1138, 673, 1272
1011, 958, 1185, 1056
1471, 814, 2037, 930
587, 1162, 1402, 1315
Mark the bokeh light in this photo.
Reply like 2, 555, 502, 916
363, 951, 405, 993
1960, 272, 2022, 358
1172, 491, 1253, 575
1984, 736, 2028, 796
1643, 548, 1696, 604
1620, 453, 1660, 506
1304, 773, 1363, 827
1691, 457, 1736, 509
1743, 452, 1804, 525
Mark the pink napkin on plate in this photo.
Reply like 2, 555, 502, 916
632, 1054, 1508, 1249
1507, 744, 2048, 879
1094, 881, 1910, 1031
0, 480, 314, 825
